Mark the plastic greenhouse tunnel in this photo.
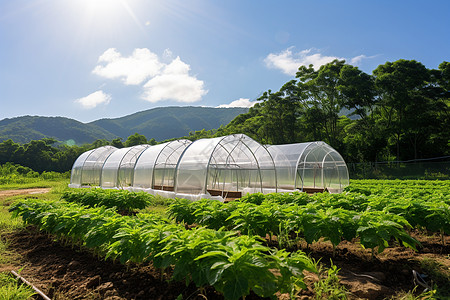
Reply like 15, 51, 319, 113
69, 134, 349, 201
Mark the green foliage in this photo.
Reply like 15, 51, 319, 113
168, 194, 422, 255
355, 211, 419, 255
0, 162, 69, 186
10, 198, 317, 300
61, 188, 156, 211
0, 138, 87, 173
313, 261, 348, 299
124, 133, 147, 147
169, 179, 450, 254
0, 272, 36, 300
419, 258, 450, 298
221, 59, 449, 163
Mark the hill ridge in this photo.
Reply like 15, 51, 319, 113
0, 106, 248, 144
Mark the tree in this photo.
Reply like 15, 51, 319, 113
336, 64, 388, 161
296, 60, 351, 150
21, 140, 58, 172
124, 133, 147, 147
257, 84, 302, 144
222, 104, 266, 142
92, 139, 110, 148
373, 59, 437, 160
111, 138, 124, 148
0, 139, 20, 164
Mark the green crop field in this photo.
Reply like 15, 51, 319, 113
1, 176, 449, 299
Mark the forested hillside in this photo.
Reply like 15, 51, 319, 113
0, 116, 116, 144
89, 106, 248, 141
0, 107, 247, 145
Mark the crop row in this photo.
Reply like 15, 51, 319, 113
168, 198, 421, 256
61, 188, 170, 212
346, 179, 450, 196
238, 190, 449, 236
10, 199, 317, 300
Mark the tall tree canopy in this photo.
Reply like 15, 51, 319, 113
219, 59, 449, 163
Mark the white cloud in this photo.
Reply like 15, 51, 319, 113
93, 49, 207, 104
349, 54, 377, 65
264, 47, 372, 75
349, 55, 367, 65
142, 57, 207, 103
217, 98, 259, 108
75, 90, 111, 109
93, 48, 164, 85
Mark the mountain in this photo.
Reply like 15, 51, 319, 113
0, 116, 117, 144
0, 107, 248, 144
90, 106, 249, 141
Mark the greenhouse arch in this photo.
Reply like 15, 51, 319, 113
69, 134, 349, 201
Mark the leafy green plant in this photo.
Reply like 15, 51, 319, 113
355, 211, 420, 258
10, 198, 318, 300
61, 189, 155, 211
169, 195, 421, 255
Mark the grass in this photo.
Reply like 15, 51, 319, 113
0, 272, 36, 300
0, 207, 31, 299
0, 205, 24, 233
0, 178, 70, 191
419, 257, 450, 298
387, 288, 437, 300
312, 261, 348, 300
0, 191, 27, 265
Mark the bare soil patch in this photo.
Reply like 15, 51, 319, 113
0, 188, 51, 199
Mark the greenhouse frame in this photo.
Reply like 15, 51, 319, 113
69, 134, 349, 201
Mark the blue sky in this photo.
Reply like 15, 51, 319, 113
1, 0, 449, 123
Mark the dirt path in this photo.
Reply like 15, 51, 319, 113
0, 188, 51, 199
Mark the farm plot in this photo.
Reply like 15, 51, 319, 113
2, 180, 450, 299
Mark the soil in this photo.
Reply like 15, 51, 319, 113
0, 188, 51, 199
1, 189, 449, 300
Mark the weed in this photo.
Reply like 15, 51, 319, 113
419, 258, 450, 298
313, 260, 348, 299
0, 272, 36, 299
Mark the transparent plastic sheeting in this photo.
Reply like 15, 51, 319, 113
101, 145, 150, 188
175, 134, 276, 196
69, 146, 117, 188
267, 142, 349, 194
69, 134, 349, 200
133, 140, 192, 190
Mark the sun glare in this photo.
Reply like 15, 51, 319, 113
85, 0, 125, 17
67, 0, 142, 32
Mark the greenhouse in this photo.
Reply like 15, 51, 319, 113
69, 134, 349, 200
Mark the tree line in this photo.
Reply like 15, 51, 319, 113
188, 59, 449, 163
0, 133, 154, 173
0, 59, 448, 173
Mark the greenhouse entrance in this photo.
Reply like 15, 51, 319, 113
69, 134, 349, 201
